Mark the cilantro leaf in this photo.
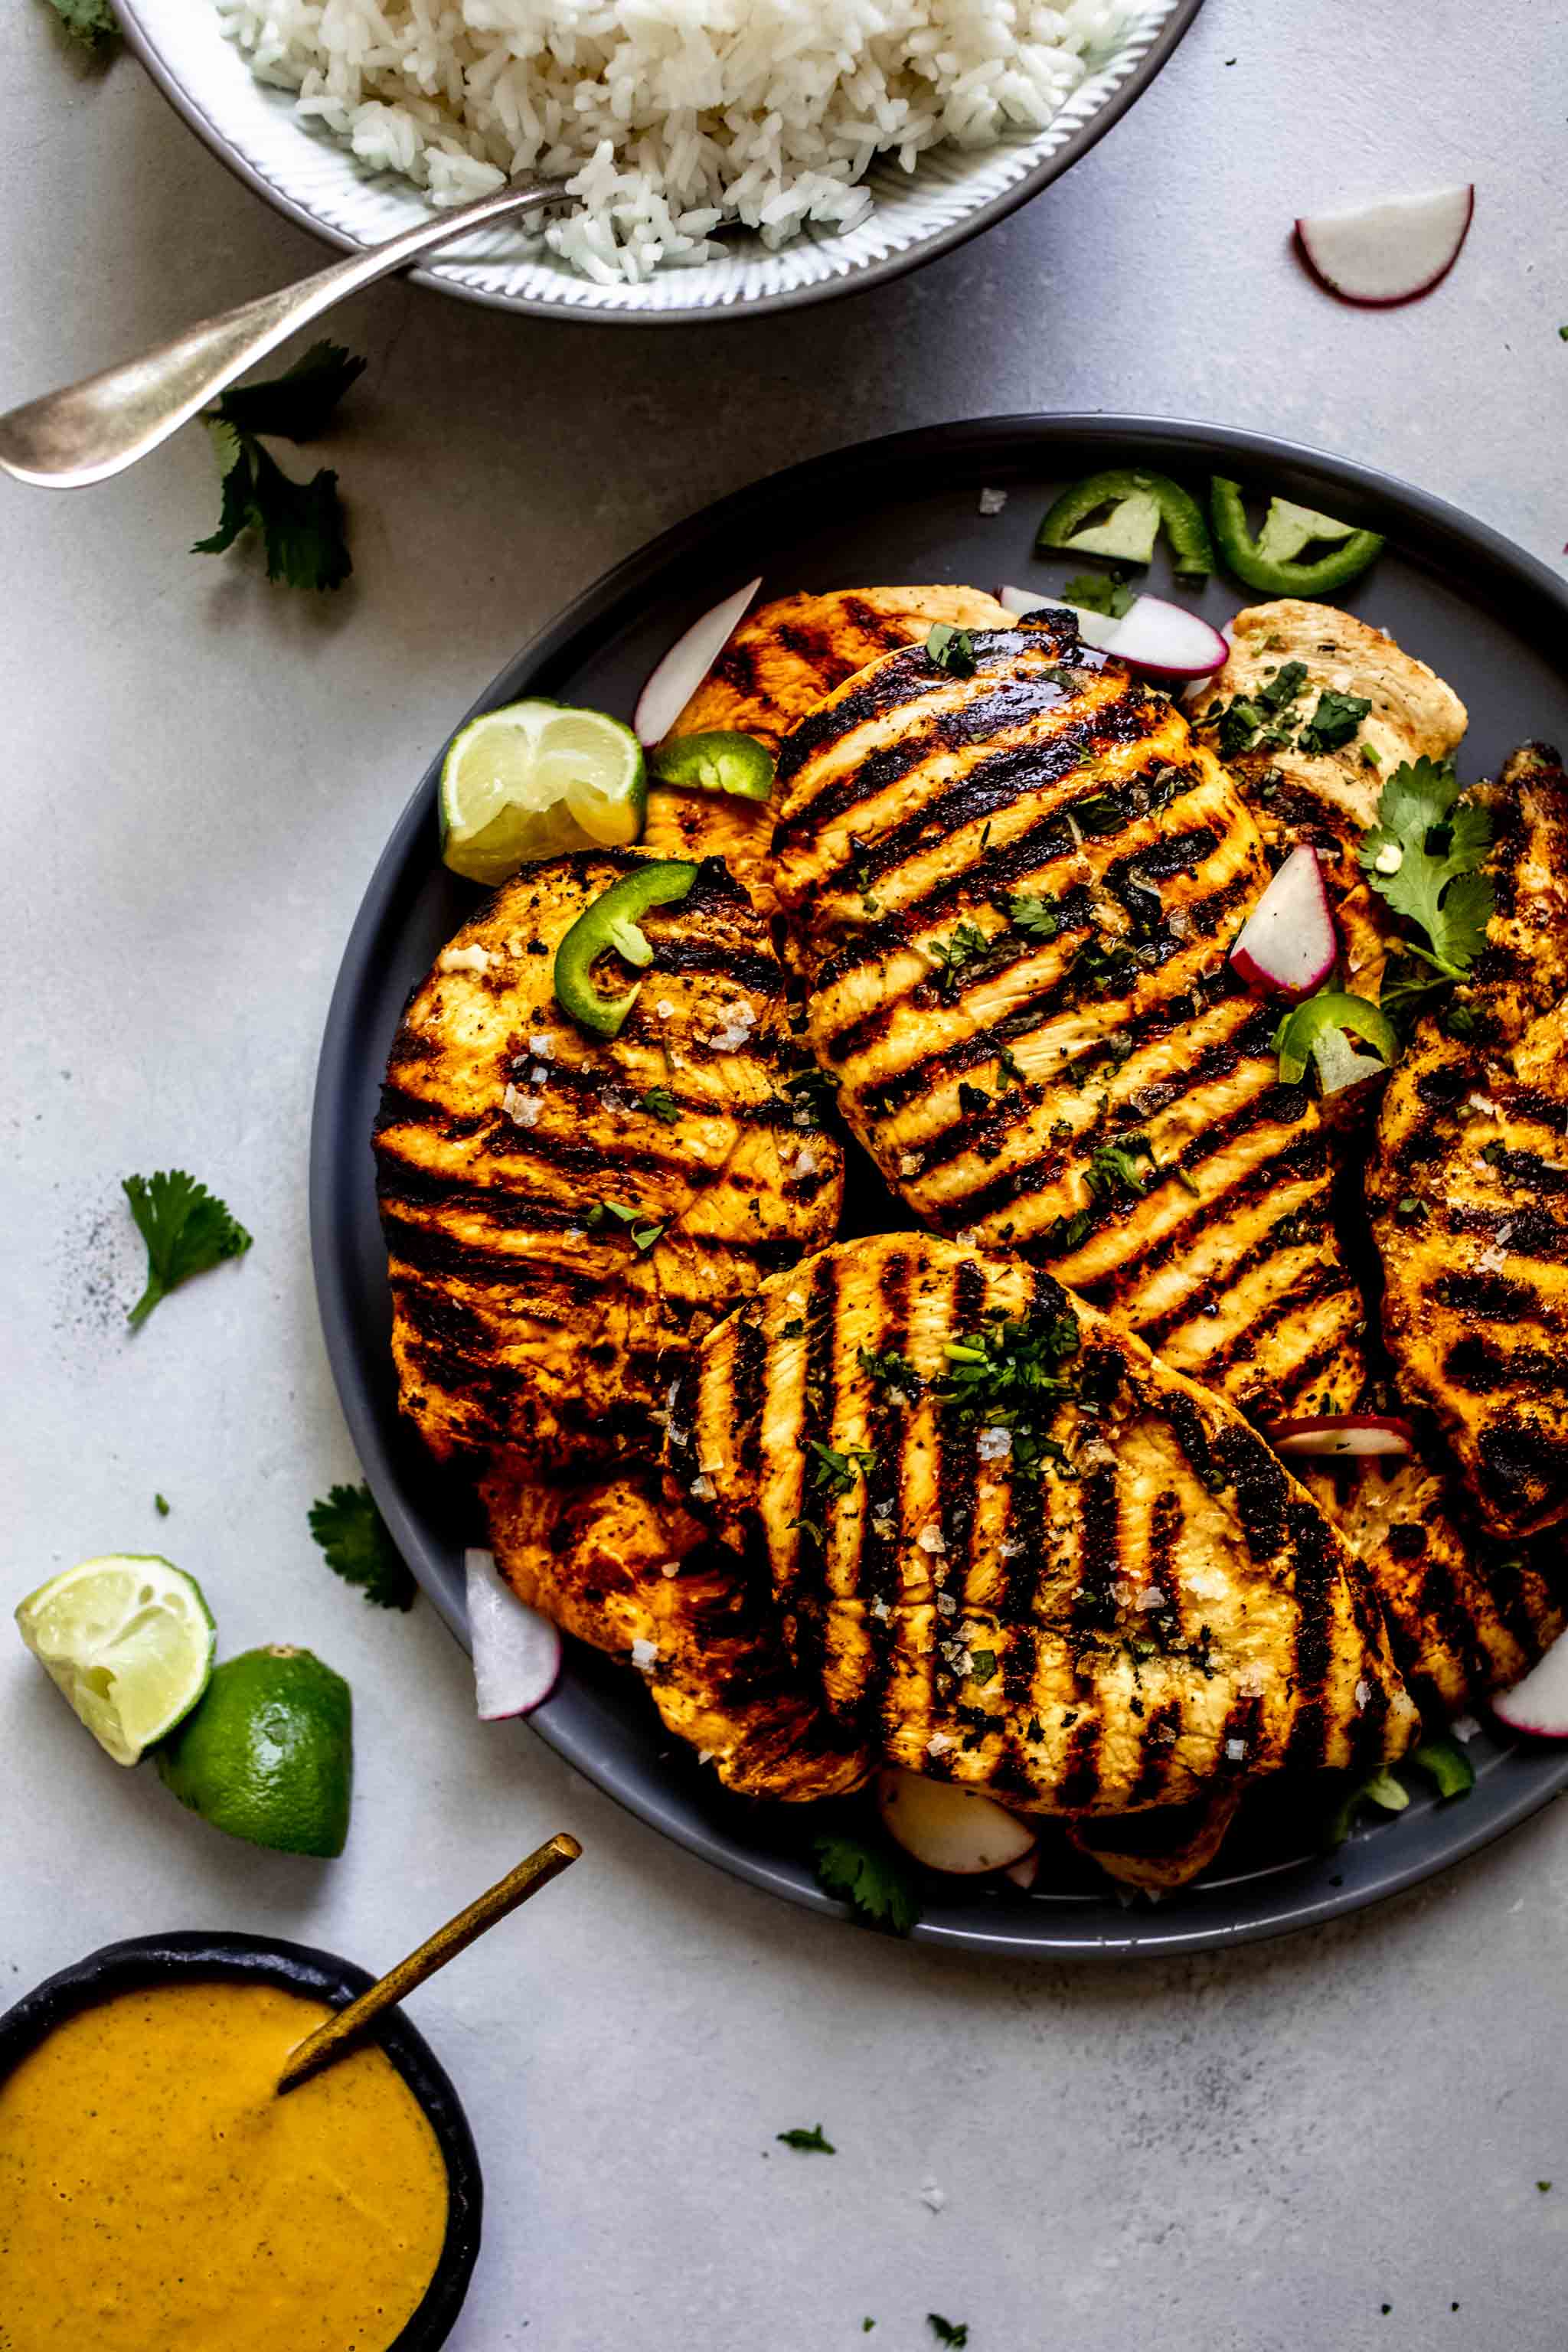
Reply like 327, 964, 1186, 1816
804, 1439, 876, 1497
1004, 891, 1060, 942
1359, 758, 1495, 977
858, 1344, 923, 1400
216, 342, 367, 443
926, 623, 977, 676
1297, 688, 1371, 755
926, 918, 997, 1001
776, 2124, 835, 2152
193, 345, 363, 592
1062, 572, 1134, 619
43, 0, 119, 50
1085, 1134, 1157, 1201
309, 1481, 417, 1611
812, 1832, 918, 1935
929, 2319, 970, 2346
122, 1171, 252, 1331
639, 1086, 682, 1125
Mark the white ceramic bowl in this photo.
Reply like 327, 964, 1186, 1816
116, 0, 1199, 322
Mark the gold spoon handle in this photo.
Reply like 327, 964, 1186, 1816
278, 1831, 582, 2093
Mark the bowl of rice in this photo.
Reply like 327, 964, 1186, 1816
115, 0, 1200, 320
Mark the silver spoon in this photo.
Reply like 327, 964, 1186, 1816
0, 175, 567, 491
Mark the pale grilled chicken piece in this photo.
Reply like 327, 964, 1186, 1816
482, 1465, 870, 1800
376, 851, 841, 1472
770, 612, 1367, 1426
1369, 748, 1568, 1540
1189, 598, 1468, 899
642, 586, 1013, 893
1067, 1790, 1242, 1893
1302, 1446, 1566, 1717
671, 1233, 1416, 1815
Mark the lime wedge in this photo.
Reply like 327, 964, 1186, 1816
440, 700, 646, 885
16, 1556, 216, 1766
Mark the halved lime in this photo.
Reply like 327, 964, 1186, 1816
440, 700, 646, 885
156, 1645, 352, 1857
15, 1555, 215, 1766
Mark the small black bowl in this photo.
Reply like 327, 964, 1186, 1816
0, 1931, 482, 2352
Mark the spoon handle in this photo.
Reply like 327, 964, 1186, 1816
0, 176, 565, 491
277, 1831, 583, 2095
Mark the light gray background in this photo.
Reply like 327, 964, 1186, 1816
3, 3, 1566, 2346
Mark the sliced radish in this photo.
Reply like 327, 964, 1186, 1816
1492, 1638, 1568, 1741
1003, 1849, 1040, 1891
1102, 596, 1230, 681
875, 1766, 1038, 1875
1295, 185, 1475, 308
633, 577, 762, 746
465, 1546, 562, 1720
1229, 848, 1338, 998
1269, 1414, 1414, 1461
1312, 1025, 1389, 1097
997, 584, 1122, 650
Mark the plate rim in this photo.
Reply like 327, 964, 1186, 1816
310, 410, 1568, 1955
113, 0, 1204, 324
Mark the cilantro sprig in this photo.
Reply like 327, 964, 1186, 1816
44, 0, 118, 49
813, 1831, 918, 1935
194, 342, 365, 592
122, 1171, 252, 1331
1359, 757, 1494, 987
309, 1481, 417, 1611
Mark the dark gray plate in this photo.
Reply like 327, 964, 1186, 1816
311, 413, 1568, 1955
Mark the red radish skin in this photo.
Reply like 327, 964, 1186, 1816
1269, 1415, 1415, 1461
1103, 595, 1230, 681
1491, 1639, 1568, 1741
875, 1766, 1038, 1875
1229, 847, 1338, 998
1295, 185, 1475, 308
466, 1546, 563, 1719
633, 577, 762, 745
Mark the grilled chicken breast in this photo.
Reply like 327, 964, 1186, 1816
1369, 747, 1568, 1540
377, 851, 841, 1472
1067, 1790, 1242, 1893
1303, 1445, 1566, 1717
483, 1465, 870, 1799
642, 586, 1013, 893
769, 612, 1367, 1426
670, 1232, 1416, 1815
1189, 598, 1468, 900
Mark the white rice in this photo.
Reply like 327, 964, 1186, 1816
218, 0, 1138, 283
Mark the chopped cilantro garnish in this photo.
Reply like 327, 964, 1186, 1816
194, 342, 364, 592
309, 1480, 416, 1611
122, 1171, 252, 1331
926, 919, 997, 1001
805, 1439, 876, 1496
936, 1302, 1080, 1476
1360, 757, 1494, 980
929, 2318, 969, 2347
812, 1832, 917, 1934
585, 1199, 666, 1251
1062, 572, 1134, 619
1004, 891, 1060, 941
926, 623, 977, 676
639, 1086, 682, 1125
44, 0, 118, 47
782, 1063, 838, 1127
776, 2124, 835, 2152
968, 1648, 998, 1684
154, 1492, 171, 1517
858, 1345, 923, 1400
1298, 688, 1372, 754
1085, 1134, 1158, 1201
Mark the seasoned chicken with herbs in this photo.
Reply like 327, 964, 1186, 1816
376, 851, 841, 1472
770, 612, 1367, 1426
670, 1233, 1416, 1815
1368, 745, 1568, 1540
644, 586, 1013, 893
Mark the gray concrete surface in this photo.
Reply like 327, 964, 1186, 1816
3, 1, 1566, 2345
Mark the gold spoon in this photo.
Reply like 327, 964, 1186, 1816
277, 1830, 581, 2095
0, 175, 567, 492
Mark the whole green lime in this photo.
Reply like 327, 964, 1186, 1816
156, 1645, 352, 1857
